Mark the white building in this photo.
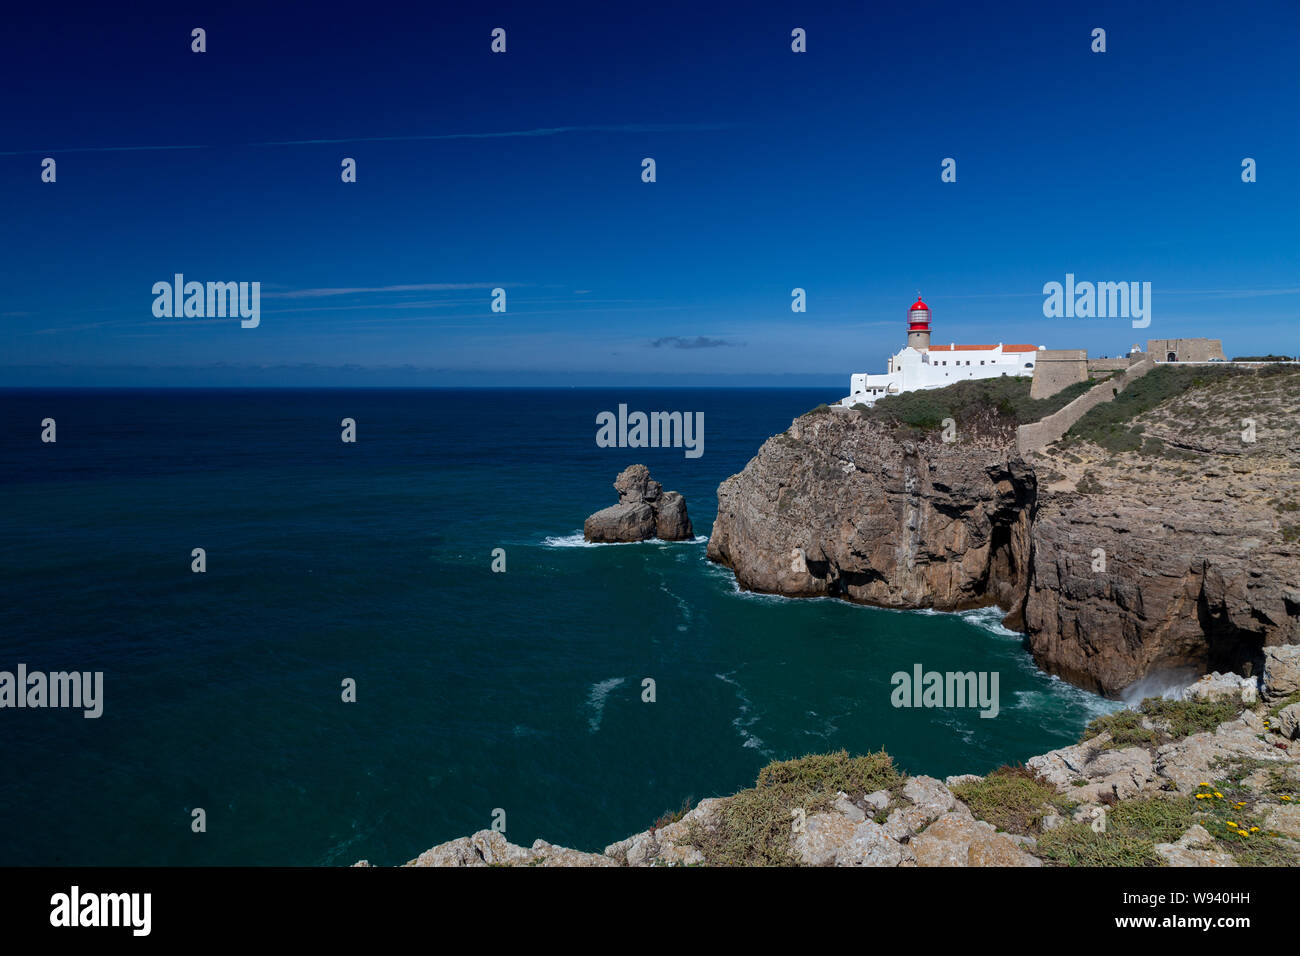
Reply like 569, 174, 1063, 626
840, 296, 1044, 407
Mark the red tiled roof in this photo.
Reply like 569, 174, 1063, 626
929, 343, 1039, 352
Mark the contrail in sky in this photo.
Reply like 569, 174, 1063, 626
0, 122, 737, 156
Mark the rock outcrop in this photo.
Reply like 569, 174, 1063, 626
1264, 645, 1300, 702
707, 368, 1300, 696
705, 408, 1034, 615
583, 464, 693, 543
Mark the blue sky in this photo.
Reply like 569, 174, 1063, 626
2, 0, 1297, 386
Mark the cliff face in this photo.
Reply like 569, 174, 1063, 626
1023, 367, 1300, 694
706, 408, 1035, 615
707, 369, 1300, 697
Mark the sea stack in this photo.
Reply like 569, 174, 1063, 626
584, 464, 693, 543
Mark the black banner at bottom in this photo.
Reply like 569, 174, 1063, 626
0, 865, 1279, 943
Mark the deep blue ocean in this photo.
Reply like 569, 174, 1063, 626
0, 388, 1116, 865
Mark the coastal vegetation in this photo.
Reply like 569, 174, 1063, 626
1082, 696, 1245, 747
948, 766, 1069, 833
1035, 797, 1192, 866
1054, 364, 1251, 453
851, 375, 1096, 434
682, 749, 902, 866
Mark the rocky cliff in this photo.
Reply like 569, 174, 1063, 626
706, 404, 1035, 617
707, 368, 1300, 696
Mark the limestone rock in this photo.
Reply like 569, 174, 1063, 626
653, 491, 692, 540
405, 836, 477, 867
614, 463, 661, 504
863, 790, 891, 812
1278, 703, 1300, 740
1265, 645, 1300, 701
835, 821, 913, 867
1184, 672, 1259, 706
707, 407, 1035, 614
583, 503, 656, 543
528, 840, 620, 867
831, 792, 866, 823
909, 812, 1043, 867
792, 810, 859, 866
1154, 718, 1295, 794
584, 465, 693, 542
1154, 824, 1237, 867
603, 797, 721, 866
884, 776, 969, 839
791, 810, 912, 867
1026, 735, 1156, 802
1263, 803, 1300, 841
401, 830, 617, 867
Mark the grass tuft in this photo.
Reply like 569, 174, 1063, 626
949, 765, 1066, 833
1080, 696, 1244, 746
684, 749, 902, 866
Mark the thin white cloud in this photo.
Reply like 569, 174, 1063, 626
265, 283, 510, 299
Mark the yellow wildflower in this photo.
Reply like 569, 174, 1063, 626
1237, 829, 1249, 837
1214, 792, 1224, 798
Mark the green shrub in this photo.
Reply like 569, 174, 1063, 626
1081, 708, 1157, 747
859, 375, 1095, 435
1081, 696, 1243, 745
684, 749, 902, 866
1036, 797, 1194, 866
949, 766, 1066, 833
1139, 696, 1244, 738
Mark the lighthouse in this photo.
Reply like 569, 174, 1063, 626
840, 292, 1044, 408
907, 295, 931, 351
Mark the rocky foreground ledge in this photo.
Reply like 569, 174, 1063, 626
359, 648, 1300, 868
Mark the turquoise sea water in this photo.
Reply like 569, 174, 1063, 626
0, 388, 1117, 865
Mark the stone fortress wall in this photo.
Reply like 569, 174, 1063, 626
1018, 354, 1156, 455
1028, 349, 1088, 399
1148, 338, 1227, 363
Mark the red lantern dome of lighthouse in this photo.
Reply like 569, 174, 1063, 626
908, 296, 931, 330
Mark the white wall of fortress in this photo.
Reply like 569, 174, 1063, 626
1016, 355, 1156, 456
